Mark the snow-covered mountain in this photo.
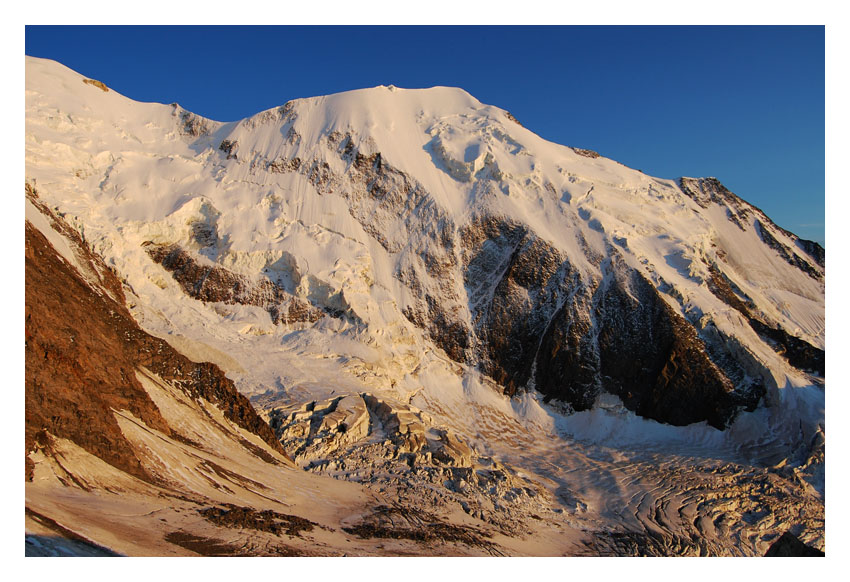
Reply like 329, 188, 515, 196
25, 56, 825, 556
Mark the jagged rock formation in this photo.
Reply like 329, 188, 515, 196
82, 78, 108, 92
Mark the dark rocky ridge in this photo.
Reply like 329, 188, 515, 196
144, 242, 332, 324
764, 532, 825, 557
455, 213, 763, 429
679, 177, 754, 230
198, 503, 316, 538
706, 265, 824, 375
754, 219, 823, 281
795, 237, 825, 268
571, 147, 600, 159
172, 104, 215, 138
465, 227, 761, 429
25, 187, 287, 482
680, 177, 823, 281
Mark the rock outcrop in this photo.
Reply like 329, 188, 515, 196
144, 242, 331, 324
706, 264, 824, 375
456, 214, 762, 429
764, 532, 825, 557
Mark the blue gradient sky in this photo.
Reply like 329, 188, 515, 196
25, 25, 825, 244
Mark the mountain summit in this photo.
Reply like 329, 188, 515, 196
25, 56, 824, 556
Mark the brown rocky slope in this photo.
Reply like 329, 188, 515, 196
25, 186, 287, 482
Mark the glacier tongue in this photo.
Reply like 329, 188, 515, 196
24, 56, 824, 556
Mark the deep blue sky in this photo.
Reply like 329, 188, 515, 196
25, 25, 825, 244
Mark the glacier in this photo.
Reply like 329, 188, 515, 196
24, 56, 824, 556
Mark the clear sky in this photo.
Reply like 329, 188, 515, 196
25, 25, 825, 244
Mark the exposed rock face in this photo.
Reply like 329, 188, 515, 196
796, 237, 825, 268
25, 187, 287, 482
748, 319, 824, 375
706, 264, 824, 375
462, 216, 567, 394
26, 211, 168, 482
172, 104, 216, 137
764, 532, 825, 557
403, 298, 469, 363
218, 139, 238, 160
531, 253, 758, 428
755, 219, 823, 281
82, 78, 108, 92
144, 243, 331, 324
680, 176, 754, 231
571, 147, 600, 159
198, 504, 316, 538
455, 213, 759, 429
589, 267, 748, 428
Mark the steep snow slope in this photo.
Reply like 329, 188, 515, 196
25, 56, 824, 555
